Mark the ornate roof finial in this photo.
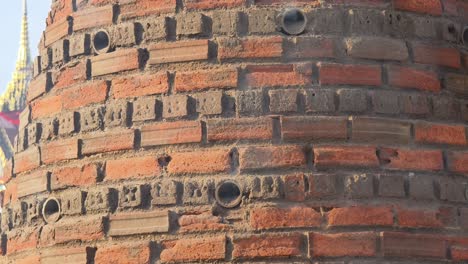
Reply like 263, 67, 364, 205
0, 0, 32, 112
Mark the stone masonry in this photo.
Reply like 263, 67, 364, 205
2, 0, 468, 263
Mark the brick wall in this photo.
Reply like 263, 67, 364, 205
3, 0, 468, 263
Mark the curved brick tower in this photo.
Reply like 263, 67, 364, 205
2, 0, 468, 263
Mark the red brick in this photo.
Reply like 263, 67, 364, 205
452, 246, 468, 261
394, 0, 443, 15
95, 243, 150, 264
53, 61, 87, 90
3, 180, 17, 206
207, 117, 273, 142
62, 81, 108, 110
397, 208, 444, 228
3, 159, 12, 183
415, 123, 467, 146
218, 37, 283, 60
443, 0, 458, 15
447, 151, 468, 174
45, 18, 69, 47
31, 94, 63, 119
54, 216, 104, 244
381, 232, 446, 259
346, 37, 408, 61
413, 43, 461, 68
14, 147, 41, 174
314, 146, 379, 168
17, 170, 48, 198
246, 64, 312, 88
282, 116, 348, 141
7, 228, 39, 255
82, 129, 135, 155
15, 255, 41, 264
175, 68, 238, 92
112, 73, 169, 99
120, 0, 176, 19
283, 174, 306, 202
161, 236, 226, 262
185, 0, 246, 9
328, 206, 394, 227
41, 138, 79, 164
311, 232, 376, 257
28, 74, 49, 102
168, 149, 231, 174
250, 206, 322, 229
233, 233, 302, 259
148, 40, 208, 64
239, 145, 306, 170
324, 0, 387, 6
378, 148, 443, 171
255, 0, 320, 5
141, 121, 202, 147
51, 164, 98, 189
91, 49, 140, 77
178, 211, 228, 232
319, 63, 382, 86
47, 0, 73, 25
72, 5, 113, 31
388, 65, 441, 92
106, 155, 160, 181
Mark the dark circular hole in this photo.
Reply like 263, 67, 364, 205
462, 26, 468, 46
42, 197, 61, 224
215, 181, 242, 209
281, 9, 307, 36
93, 30, 110, 54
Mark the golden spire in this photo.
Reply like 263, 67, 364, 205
0, 0, 32, 112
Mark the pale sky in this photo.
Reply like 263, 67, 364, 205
0, 0, 51, 93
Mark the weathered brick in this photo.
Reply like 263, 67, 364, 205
176, 13, 207, 36
314, 146, 379, 168
328, 207, 393, 227
60, 189, 84, 215
381, 232, 445, 259
269, 89, 299, 113
28, 73, 49, 102
308, 8, 345, 34
372, 90, 400, 115
447, 151, 468, 175
308, 174, 337, 198
409, 174, 435, 200
51, 164, 98, 189
69, 33, 90, 57
246, 64, 312, 88
400, 93, 430, 115
240, 145, 306, 170
439, 177, 466, 202
248, 9, 277, 33
57, 111, 76, 136
95, 243, 150, 264
162, 95, 187, 118
236, 90, 264, 116
45, 18, 69, 47
415, 123, 467, 146
109, 210, 169, 236
120, 0, 176, 20
397, 208, 445, 228
233, 233, 302, 259
80, 106, 104, 132
285, 37, 336, 59
378, 174, 405, 198
91, 48, 140, 77
351, 117, 411, 144
191, 91, 223, 115
3, 180, 17, 205
82, 129, 135, 155
394, 0, 443, 15
109, 23, 136, 47
282, 116, 347, 141
26, 123, 40, 146
283, 174, 306, 202
445, 73, 468, 97
432, 96, 459, 120
106, 155, 160, 181
73, 5, 113, 31
251, 206, 322, 229
388, 65, 441, 92
413, 43, 460, 68
161, 236, 226, 262
104, 100, 129, 127
132, 97, 156, 122
212, 10, 238, 35
345, 173, 374, 198
320, 63, 381, 86
346, 37, 408, 61
152, 179, 178, 205
141, 121, 201, 147
207, 117, 272, 142
168, 149, 231, 174
40, 47, 51, 70
51, 40, 67, 64
218, 37, 283, 60
40, 118, 57, 141
41, 138, 78, 164
178, 210, 228, 233
185, 0, 245, 9
452, 246, 468, 261
16, 170, 48, 198
85, 188, 111, 212
48, 0, 73, 25
62, 81, 108, 110
54, 216, 104, 244
112, 73, 169, 99
119, 184, 143, 208
183, 179, 213, 204
378, 148, 443, 171
40, 247, 87, 264
7, 228, 39, 254
175, 68, 237, 92
305, 89, 336, 113
140, 17, 167, 41
148, 40, 209, 64
311, 232, 376, 257
52, 61, 87, 90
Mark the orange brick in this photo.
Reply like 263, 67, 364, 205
218, 37, 283, 60
233, 233, 302, 259
239, 145, 306, 170
319, 63, 382, 86
112, 73, 169, 99
328, 206, 394, 227
250, 206, 322, 229
388, 65, 441, 92
141, 121, 202, 147
62, 81, 108, 110
415, 123, 467, 146
168, 149, 231, 174
161, 236, 226, 262
413, 43, 461, 68
175, 68, 238, 92
311, 232, 377, 257
51, 164, 98, 189
394, 0, 443, 15
106, 155, 161, 181
314, 146, 379, 168
41, 138, 79, 164
95, 243, 150, 264
81, 129, 135, 155
447, 151, 468, 175
245, 64, 312, 88
378, 148, 443, 171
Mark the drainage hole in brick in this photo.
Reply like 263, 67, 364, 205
42, 197, 61, 224
215, 181, 242, 209
281, 8, 307, 36
93, 30, 111, 54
